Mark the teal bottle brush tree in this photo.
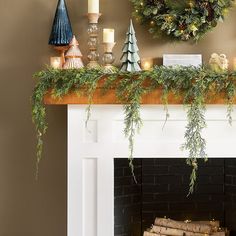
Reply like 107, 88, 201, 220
120, 19, 142, 72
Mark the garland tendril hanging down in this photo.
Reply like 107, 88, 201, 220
32, 66, 236, 195
131, 0, 234, 41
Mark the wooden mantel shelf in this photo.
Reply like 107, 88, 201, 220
44, 88, 235, 105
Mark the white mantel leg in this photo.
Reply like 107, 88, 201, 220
68, 105, 114, 236
67, 104, 236, 236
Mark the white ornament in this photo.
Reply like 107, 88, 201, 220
209, 53, 228, 72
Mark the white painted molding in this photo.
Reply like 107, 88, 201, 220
67, 105, 236, 236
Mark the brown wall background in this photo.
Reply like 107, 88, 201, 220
0, 0, 236, 235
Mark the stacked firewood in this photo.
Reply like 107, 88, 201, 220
144, 218, 229, 236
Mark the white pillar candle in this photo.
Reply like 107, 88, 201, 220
50, 57, 62, 69
103, 29, 115, 43
88, 0, 99, 13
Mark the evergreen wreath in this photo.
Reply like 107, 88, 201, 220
131, 0, 234, 41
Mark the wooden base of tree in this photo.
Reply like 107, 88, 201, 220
54, 46, 69, 65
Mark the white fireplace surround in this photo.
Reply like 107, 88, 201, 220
67, 105, 236, 236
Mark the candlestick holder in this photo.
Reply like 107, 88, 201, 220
50, 57, 62, 69
87, 13, 102, 69
54, 45, 69, 65
102, 42, 117, 73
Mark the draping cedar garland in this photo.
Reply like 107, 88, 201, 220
131, 0, 234, 41
32, 66, 236, 195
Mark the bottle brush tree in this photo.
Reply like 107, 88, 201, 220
120, 19, 142, 72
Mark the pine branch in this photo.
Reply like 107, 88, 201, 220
32, 66, 236, 194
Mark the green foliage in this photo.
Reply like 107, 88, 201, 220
32, 67, 104, 178
131, 0, 234, 41
32, 66, 236, 194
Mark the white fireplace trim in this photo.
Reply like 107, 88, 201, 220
67, 105, 236, 236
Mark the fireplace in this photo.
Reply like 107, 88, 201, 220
65, 104, 236, 236
114, 158, 236, 236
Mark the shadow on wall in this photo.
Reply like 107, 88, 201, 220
0, 0, 67, 236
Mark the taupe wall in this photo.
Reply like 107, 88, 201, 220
0, 0, 236, 235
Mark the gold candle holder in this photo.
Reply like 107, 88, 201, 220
87, 13, 102, 24
102, 42, 116, 73
141, 57, 154, 71
54, 45, 69, 65
233, 57, 236, 71
87, 13, 102, 69
50, 57, 62, 69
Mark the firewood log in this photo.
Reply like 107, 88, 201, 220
151, 225, 209, 236
154, 218, 212, 234
193, 221, 220, 232
143, 231, 163, 236
211, 232, 226, 236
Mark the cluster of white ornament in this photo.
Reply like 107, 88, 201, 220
209, 53, 229, 72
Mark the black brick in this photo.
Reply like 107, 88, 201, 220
115, 177, 133, 186
196, 184, 224, 194
123, 185, 141, 195
142, 194, 154, 202
115, 196, 132, 206
154, 158, 185, 166
169, 165, 190, 174
198, 166, 224, 175
143, 202, 169, 211
169, 202, 195, 211
225, 175, 232, 184
115, 186, 123, 196
142, 159, 155, 166
199, 159, 224, 166
155, 175, 182, 184
211, 175, 224, 184
115, 168, 124, 177
142, 165, 169, 175
225, 185, 236, 194
142, 175, 155, 184
142, 184, 169, 193
225, 159, 236, 166
168, 184, 189, 193
226, 166, 236, 176
114, 226, 124, 234
124, 166, 141, 177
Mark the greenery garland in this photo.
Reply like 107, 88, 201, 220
32, 66, 236, 194
131, 0, 234, 41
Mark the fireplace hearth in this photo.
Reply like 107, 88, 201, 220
114, 158, 236, 236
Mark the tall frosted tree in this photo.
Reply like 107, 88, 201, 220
120, 19, 141, 72
49, 0, 73, 46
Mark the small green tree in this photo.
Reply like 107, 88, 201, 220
120, 20, 141, 72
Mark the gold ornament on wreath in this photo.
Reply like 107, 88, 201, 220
131, 0, 234, 41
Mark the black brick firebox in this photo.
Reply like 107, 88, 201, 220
114, 158, 236, 236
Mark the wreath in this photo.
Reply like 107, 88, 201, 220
131, 0, 234, 41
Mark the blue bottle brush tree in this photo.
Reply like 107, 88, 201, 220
49, 0, 73, 46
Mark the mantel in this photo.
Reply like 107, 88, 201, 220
44, 89, 235, 105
